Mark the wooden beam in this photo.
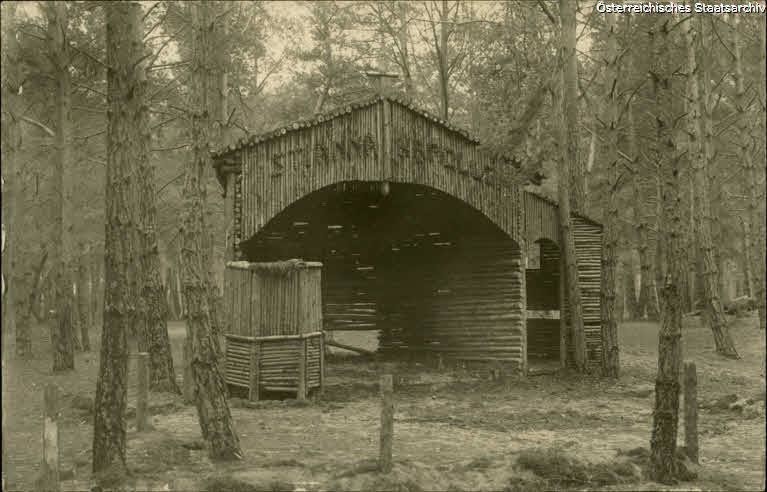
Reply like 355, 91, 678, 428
326, 339, 374, 355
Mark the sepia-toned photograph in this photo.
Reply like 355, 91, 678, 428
1, 1, 765, 490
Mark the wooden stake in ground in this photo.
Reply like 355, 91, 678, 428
38, 384, 60, 491
182, 2, 241, 461
379, 374, 394, 473
648, 16, 684, 484
92, 1, 144, 473
684, 361, 698, 464
136, 353, 149, 432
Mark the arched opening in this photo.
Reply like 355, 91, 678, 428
239, 181, 524, 367
525, 238, 562, 370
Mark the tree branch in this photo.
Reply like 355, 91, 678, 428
536, 0, 558, 25
20, 116, 56, 137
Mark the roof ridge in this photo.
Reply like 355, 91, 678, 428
210, 92, 481, 158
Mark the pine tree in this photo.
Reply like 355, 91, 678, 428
45, 2, 76, 372
182, 1, 242, 460
599, 10, 620, 377
685, 17, 739, 358
648, 16, 684, 483
558, 0, 586, 370
93, 1, 144, 473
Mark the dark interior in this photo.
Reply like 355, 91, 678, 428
240, 181, 558, 363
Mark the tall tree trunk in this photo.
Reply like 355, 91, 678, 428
648, 17, 683, 484
207, 11, 231, 356
437, 0, 450, 120
137, 55, 179, 394
46, 2, 75, 372
93, 1, 144, 473
624, 255, 640, 320
561, 0, 584, 211
398, 1, 413, 97
184, 2, 242, 460
1, 1, 28, 358
733, 15, 766, 329
630, 109, 658, 320
558, 0, 586, 370
626, 48, 655, 322
77, 254, 90, 351
600, 10, 620, 377
759, 12, 767, 330
689, 18, 739, 358
740, 219, 753, 298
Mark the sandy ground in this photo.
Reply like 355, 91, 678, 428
2, 316, 765, 491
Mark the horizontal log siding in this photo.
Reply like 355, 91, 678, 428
573, 217, 603, 366
224, 333, 323, 393
400, 241, 525, 367
526, 240, 561, 360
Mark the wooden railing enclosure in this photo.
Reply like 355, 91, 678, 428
223, 260, 324, 399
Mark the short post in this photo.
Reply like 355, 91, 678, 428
379, 374, 394, 473
183, 339, 194, 403
684, 361, 698, 463
136, 352, 149, 432
40, 384, 60, 491
297, 338, 307, 401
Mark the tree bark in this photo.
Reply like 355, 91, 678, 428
733, 15, 766, 329
1, 2, 27, 358
600, 10, 620, 378
649, 17, 683, 484
626, 40, 657, 322
558, 0, 586, 371
77, 255, 90, 351
184, 2, 242, 461
560, 0, 585, 211
46, 2, 75, 372
398, 2, 413, 97
624, 256, 640, 320
93, 1, 144, 473
135, 41, 179, 394
689, 18, 739, 358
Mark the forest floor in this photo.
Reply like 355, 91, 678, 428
2, 315, 765, 491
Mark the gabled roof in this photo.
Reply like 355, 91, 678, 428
210, 93, 480, 159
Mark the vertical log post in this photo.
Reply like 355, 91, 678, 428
183, 340, 194, 403
559, 255, 568, 368
249, 341, 260, 401
297, 337, 307, 401
379, 374, 394, 473
136, 352, 149, 432
318, 334, 325, 398
40, 384, 60, 491
684, 361, 698, 463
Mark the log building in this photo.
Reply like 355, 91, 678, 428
212, 94, 603, 373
